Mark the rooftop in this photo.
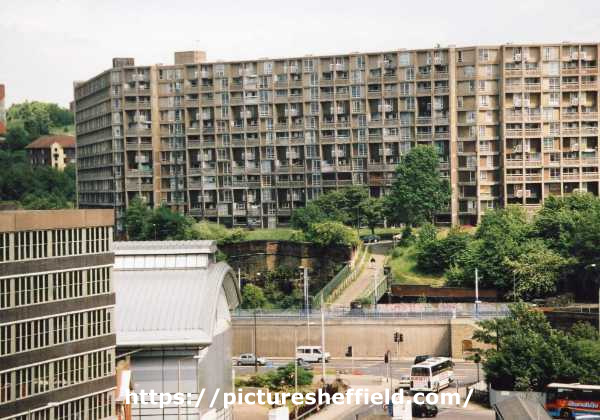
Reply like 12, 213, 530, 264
25, 134, 75, 149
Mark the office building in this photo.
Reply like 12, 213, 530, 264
26, 135, 76, 170
0, 210, 116, 420
73, 43, 600, 232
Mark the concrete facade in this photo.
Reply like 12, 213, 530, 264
232, 317, 482, 359
0, 209, 116, 420
74, 43, 600, 234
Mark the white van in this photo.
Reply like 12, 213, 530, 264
296, 346, 330, 363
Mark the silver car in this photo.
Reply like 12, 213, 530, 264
236, 353, 267, 366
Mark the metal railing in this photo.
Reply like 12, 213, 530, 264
231, 307, 509, 320
312, 245, 369, 307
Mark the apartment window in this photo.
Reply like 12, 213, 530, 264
54, 398, 85, 420
88, 391, 112, 420
544, 138, 555, 151
15, 318, 50, 353
479, 49, 490, 62
405, 67, 414, 80
0, 232, 8, 262
351, 100, 362, 113
1, 372, 11, 403
214, 64, 225, 77
457, 96, 464, 108
349, 56, 362, 70
15, 275, 49, 307
351, 70, 363, 83
549, 92, 559, 106
310, 102, 319, 115
54, 355, 85, 390
457, 51, 463, 63
15, 363, 50, 399
1, 325, 11, 356
357, 143, 367, 157
351, 86, 363, 98
479, 96, 489, 106
480, 171, 487, 180
1, 278, 10, 309
464, 66, 475, 77
309, 72, 318, 86
263, 61, 273, 75
303, 59, 314, 73
545, 61, 560, 76
399, 52, 411, 66
54, 270, 84, 301
221, 93, 229, 105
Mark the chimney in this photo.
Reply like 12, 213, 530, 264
112, 57, 135, 68
174, 51, 207, 65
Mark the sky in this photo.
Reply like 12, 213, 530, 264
1, 0, 600, 107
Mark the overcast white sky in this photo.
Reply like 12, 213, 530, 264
1, 0, 599, 107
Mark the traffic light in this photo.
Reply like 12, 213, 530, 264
346, 346, 353, 357
393, 332, 404, 343
384, 352, 389, 364
393, 332, 399, 342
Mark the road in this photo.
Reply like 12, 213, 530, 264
333, 244, 388, 305
235, 359, 491, 419
234, 358, 482, 385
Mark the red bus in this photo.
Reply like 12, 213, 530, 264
545, 383, 600, 419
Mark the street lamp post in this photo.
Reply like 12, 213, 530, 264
299, 266, 310, 342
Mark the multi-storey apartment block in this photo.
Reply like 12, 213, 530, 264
0, 210, 116, 420
74, 44, 600, 233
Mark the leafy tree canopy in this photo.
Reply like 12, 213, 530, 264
384, 145, 451, 226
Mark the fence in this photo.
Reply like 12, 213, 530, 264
312, 244, 369, 307
231, 306, 509, 321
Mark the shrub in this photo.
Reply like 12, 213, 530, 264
305, 221, 359, 247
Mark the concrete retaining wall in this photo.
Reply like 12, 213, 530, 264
232, 318, 482, 359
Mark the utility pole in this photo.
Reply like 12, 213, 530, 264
253, 310, 258, 373
301, 266, 310, 342
475, 268, 481, 318
320, 294, 326, 384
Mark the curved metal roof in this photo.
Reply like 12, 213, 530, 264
114, 246, 240, 347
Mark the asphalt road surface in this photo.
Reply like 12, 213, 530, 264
234, 358, 482, 386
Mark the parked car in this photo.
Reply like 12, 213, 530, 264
236, 353, 267, 366
413, 355, 431, 365
412, 402, 438, 417
361, 234, 381, 243
296, 346, 331, 363
296, 359, 314, 370
395, 374, 411, 389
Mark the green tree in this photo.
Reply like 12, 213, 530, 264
241, 284, 269, 309
361, 197, 384, 234
125, 197, 152, 240
340, 186, 369, 229
384, 145, 451, 226
290, 202, 327, 231
305, 221, 359, 247
505, 239, 572, 300
144, 205, 197, 240
416, 222, 437, 250
447, 207, 530, 290
6, 101, 51, 141
416, 227, 471, 274
5, 120, 30, 150
474, 304, 600, 391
